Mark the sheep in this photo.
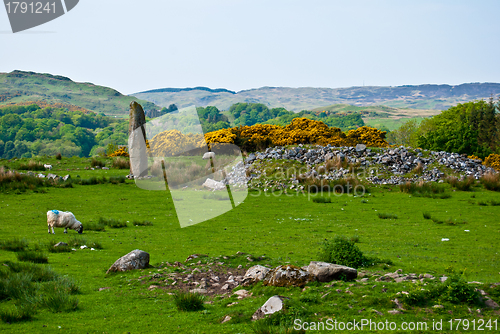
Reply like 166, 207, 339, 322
202, 152, 215, 160
44, 164, 52, 170
47, 210, 83, 234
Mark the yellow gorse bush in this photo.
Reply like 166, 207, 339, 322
484, 154, 500, 171
108, 147, 129, 157
149, 130, 206, 157
468, 155, 481, 161
345, 126, 388, 147
147, 118, 388, 156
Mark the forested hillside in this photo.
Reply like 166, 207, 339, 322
0, 104, 127, 159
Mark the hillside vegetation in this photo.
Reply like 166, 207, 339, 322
388, 99, 500, 159
0, 104, 127, 158
0, 70, 158, 116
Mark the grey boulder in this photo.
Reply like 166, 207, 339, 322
251, 295, 284, 320
242, 265, 270, 285
306, 261, 357, 282
106, 249, 150, 274
263, 265, 315, 287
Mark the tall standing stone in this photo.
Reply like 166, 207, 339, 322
128, 101, 148, 177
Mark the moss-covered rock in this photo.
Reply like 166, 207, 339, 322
263, 265, 315, 287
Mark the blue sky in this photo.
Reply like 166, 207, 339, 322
1, 0, 499, 94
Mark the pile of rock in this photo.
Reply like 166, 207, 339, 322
243, 261, 357, 287
223, 144, 496, 188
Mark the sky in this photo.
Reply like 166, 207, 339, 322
1, 0, 499, 95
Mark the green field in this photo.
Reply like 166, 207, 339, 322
0, 157, 499, 333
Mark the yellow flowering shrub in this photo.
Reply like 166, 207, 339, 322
149, 130, 206, 157
147, 118, 388, 155
345, 126, 388, 147
204, 128, 237, 145
468, 155, 481, 161
108, 147, 129, 157
484, 154, 500, 171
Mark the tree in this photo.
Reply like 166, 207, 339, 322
417, 100, 499, 158
386, 119, 419, 147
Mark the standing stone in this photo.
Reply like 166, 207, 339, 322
128, 101, 148, 177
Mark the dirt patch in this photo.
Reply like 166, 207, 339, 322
139, 258, 251, 296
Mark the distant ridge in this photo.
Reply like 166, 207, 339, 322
133, 82, 500, 112
138, 87, 236, 94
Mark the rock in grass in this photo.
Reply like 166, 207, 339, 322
234, 289, 251, 299
242, 265, 270, 285
251, 295, 284, 321
54, 242, 68, 247
106, 249, 150, 274
190, 288, 208, 294
202, 178, 225, 190
263, 265, 315, 287
485, 299, 499, 309
306, 261, 357, 282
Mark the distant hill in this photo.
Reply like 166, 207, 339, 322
133, 83, 500, 112
0, 70, 159, 116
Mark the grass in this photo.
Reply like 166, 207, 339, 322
84, 222, 106, 232
399, 180, 446, 197
0, 238, 28, 252
98, 217, 127, 228
377, 212, 398, 219
0, 157, 499, 332
311, 197, 331, 203
132, 220, 153, 226
65, 236, 103, 250
17, 160, 46, 171
112, 157, 130, 169
480, 172, 500, 191
446, 175, 475, 191
16, 251, 48, 264
173, 291, 205, 311
90, 158, 105, 168
47, 244, 73, 253
0, 261, 79, 322
423, 212, 432, 219
318, 235, 376, 269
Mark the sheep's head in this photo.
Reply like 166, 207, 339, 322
77, 225, 83, 234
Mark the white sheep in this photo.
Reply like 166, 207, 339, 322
44, 164, 52, 170
202, 152, 215, 160
46, 210, 83, 234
